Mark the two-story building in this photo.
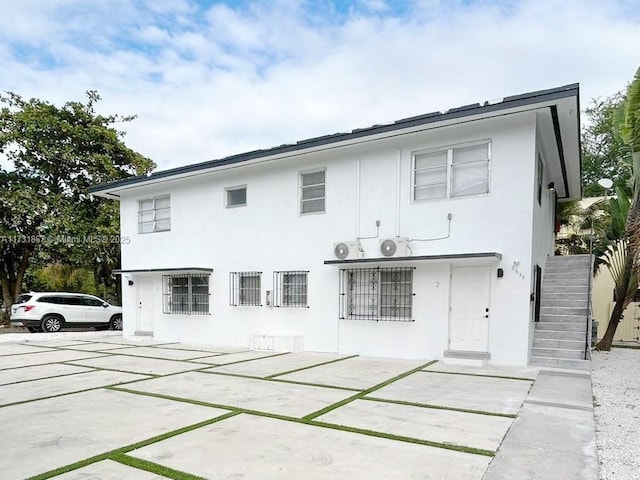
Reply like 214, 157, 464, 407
90, 84, 581, 366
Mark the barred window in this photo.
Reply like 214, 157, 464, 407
274, 270, 309, 307
229, 271, 261, 306
163, 274, 210, 315
339, 267, 414, 322
413, 142, 490, 201
300, 170, 325, 214
138, 195, 171, 233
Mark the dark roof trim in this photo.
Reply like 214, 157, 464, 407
324, 252, 502, 265
550, 105, 570, 199
113, 267, 213, 274
90, 84, 579, 194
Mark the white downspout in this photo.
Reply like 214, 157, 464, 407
356, 160, 361, 238
396, 150, 401, 237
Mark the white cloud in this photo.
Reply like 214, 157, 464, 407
0, 0, 639, 172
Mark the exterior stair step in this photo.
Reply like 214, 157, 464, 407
531, 347, 585, 359
532, 338, 585, 349
535, 321, 585, 332
533, 329, 585, 341
529, 356, 591, 371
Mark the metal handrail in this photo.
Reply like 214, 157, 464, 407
585, 220, 595, 360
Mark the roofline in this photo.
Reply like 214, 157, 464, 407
90, 83, 579, 195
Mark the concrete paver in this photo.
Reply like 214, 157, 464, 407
0, 369, 148, 406
0, 363, 93, 386
68, 353, 209, 376
147, 343, 249, 353
122, 370, 355, 417
424, 361, 539, 380
191, 349, 287, 365
276, 356, 428, 389
106, 345, 215, 361
205, 352, 348, 377
316, 398, 513, 452
53, 459, 169, 479
370, 371, 532, 415
56, 342, 141, 352
0, 388, 227, 480
0, 350, 108, 370
0, 342, 54, 355
129, 413, 491, 480
525, 370, 592, 409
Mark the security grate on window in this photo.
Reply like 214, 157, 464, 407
339, 267, 414, 322
229, 272, 262, 306
273, 270, 309, 307
162, 273, 210, 315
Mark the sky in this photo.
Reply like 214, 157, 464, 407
1, 0, 639, 171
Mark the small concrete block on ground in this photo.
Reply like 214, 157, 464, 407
0, 363, 94, 386
315, 398, 513, 452
129, 413, 491, 480
423, 361, 539, 380
0, 369, 148, 406
0, 350, 108, 370
191, 349, 287, 365
105, 345, 216, 361
67, 354, 209, 376
0, 342, 55, 355
369, 371, 532, 415
205, 352, 348, 377
52, 459, 169, 479
121, 371, 355, 417
275, 356, 428, 390
0, 388, 227, 480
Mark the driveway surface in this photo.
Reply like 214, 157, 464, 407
0, 332, 597, 480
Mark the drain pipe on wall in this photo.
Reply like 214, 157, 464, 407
396, 150, 401, 237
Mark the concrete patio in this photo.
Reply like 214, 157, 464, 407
0, 332, 598, 479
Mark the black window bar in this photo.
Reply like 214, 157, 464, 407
229, 272, 262, 306
339, 267, 414, 322
162, 273, 210, 315
273, 270, 309, 307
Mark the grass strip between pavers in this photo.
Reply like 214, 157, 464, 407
0, 353, 116, 372
0, 368, 100, 387
25, 412, 239, 480
265, 354, 360, 379
198, 369, 362, 392
110, 452, 207, 480
301, 359, 439, 420
418, 369, 536, 382
187, 351, 291, 366
362, 396, 517, 418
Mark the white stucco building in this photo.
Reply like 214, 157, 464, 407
90, 84, 581, 366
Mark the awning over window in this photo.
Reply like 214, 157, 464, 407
324, 252, 502, 266
113, 267, 213, 275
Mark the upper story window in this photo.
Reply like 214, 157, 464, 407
273, 270, 309, 307
226, 185, 247, 208
300, 169, 325, 214
138, 195, 171, 233
537, 154, 544, 206
413, 142, 490, 201
229, 271, 261, 306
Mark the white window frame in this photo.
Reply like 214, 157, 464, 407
225, 185, 247, 208
299, 168, 326, 215
138, 195, 171, 233
229, 271, 261, 306
412, 140, 491, 202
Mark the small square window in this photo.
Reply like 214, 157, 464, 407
226, 186, 247, 208
229, 272, 261, 306
273, 270, 309, 307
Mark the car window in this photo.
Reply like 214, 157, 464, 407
15, 294, 32, 304
82, 297, 104, 307
59, 297, 85, 306
37, 296, 59, 304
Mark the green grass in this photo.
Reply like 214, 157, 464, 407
362, 396, 517, 418
418, 369, 536, 382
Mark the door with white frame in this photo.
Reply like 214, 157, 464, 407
449, 266, 491, 352
136, 277, 155, 333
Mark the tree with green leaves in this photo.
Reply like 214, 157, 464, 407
0, 91, 154, 323
596, 67, 640, 351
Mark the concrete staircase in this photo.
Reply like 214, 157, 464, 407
530, 255, 592, 370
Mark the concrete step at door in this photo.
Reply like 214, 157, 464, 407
531, 347, 585, 359
529, 356, 590, 371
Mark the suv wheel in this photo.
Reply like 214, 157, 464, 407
110, 315, 123, 331
41, 315, 63, 333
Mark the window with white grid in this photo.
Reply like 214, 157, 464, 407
162, 274, 209, 315
229, 272, 261, 306
138, 195, 171, 233
273, 271, 309, 307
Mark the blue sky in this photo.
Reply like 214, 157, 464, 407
1, 0, 639, 170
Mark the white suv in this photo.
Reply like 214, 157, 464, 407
10, 292, 123, 333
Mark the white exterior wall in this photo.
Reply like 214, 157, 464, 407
117, 111, 546, 365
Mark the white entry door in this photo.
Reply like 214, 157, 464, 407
449, 266, 491, 352
136, 277, 155, 333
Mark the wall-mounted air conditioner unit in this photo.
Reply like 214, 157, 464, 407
379, 237, 411, 257
333, 241, 362, 260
